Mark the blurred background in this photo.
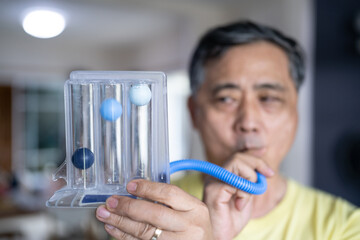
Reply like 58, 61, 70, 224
0, 0, 359, 239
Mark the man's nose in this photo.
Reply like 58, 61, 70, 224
234, 99, 260, 133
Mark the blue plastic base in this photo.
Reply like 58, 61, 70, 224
81, 194, 136, 204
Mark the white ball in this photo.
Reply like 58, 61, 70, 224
129, 84, 152, 106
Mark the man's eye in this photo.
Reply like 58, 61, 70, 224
217, 97, 235, 103
260, 96, 281, 103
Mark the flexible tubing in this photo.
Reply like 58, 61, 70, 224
170, 159, 267, 195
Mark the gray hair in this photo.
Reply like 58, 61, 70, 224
189, 20, 305, 95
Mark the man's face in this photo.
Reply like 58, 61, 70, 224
189, 41, 298, 171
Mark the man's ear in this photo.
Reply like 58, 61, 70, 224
187, 96, 198, 129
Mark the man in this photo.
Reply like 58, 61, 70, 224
96, 21, 360, 240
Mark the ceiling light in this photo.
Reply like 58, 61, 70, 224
22, 9, 66, 39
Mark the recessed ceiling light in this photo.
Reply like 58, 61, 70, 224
22, 9, 66, 39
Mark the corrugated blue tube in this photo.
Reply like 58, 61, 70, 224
170, 159, 267, 195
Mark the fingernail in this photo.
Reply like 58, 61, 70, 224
97, 206, 110, 219
127, 182, 137, 193
105, 224, 115, 230
107, 197, 118, 209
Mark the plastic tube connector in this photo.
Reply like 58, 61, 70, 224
170, 159, 267, 195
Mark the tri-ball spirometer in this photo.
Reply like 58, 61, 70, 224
46, 71, 267, 208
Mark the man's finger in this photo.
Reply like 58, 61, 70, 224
234, 192, 253, 211
104, 195, 187, 232
126, 180, 202, 211
103, 222, 140, 240
204, 180, 251, 209
97, 204, 169, 239
231, 153, 274, 178
220, 158, 259, 183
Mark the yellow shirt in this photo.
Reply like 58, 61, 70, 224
171, 173, 360, 240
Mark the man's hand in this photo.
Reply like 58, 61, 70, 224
96, 180, 214, 240
203, 153, 274, 240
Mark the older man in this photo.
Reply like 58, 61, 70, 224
96, 21, 360, 240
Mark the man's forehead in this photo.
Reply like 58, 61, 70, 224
210, 81, 287, 94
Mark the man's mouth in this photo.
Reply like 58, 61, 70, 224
236, 135, 266, 157
238, 147, 266, 158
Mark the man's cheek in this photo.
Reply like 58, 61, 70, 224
270, 126, 294, 156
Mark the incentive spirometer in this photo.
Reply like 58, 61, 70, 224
46, 71, 266, 208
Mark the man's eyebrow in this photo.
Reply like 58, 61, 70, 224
212, 83, 240, 95
254, 83, 287, 92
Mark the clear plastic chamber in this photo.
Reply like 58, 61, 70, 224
46, 71, 169, 208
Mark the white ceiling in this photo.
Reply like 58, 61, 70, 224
0, 0, 230, 47
0, 1, 176, 46
0, 0, 232, 76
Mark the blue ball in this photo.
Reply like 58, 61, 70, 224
100, 98, 122, 121
71, 148, 95, 169
129, 84, 152, 106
